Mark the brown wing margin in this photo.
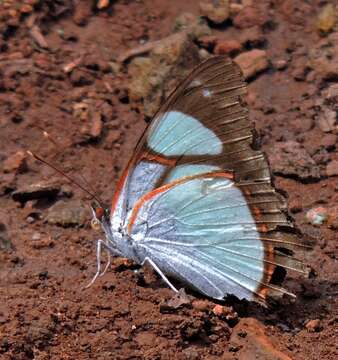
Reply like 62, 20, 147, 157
238, 181, 310, 303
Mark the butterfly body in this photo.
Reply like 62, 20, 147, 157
91, 56, 308, 304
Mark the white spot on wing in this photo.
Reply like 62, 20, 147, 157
202, 89, 212, 98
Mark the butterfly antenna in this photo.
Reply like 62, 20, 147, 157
42, 130, 60, 149
27, 150, 104, 206
38, 129, 105, 206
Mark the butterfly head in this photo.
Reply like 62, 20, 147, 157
90, 202, 110, 231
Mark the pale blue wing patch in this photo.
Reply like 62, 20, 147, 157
111, 160, 167, 232
130, 176, 265, 301
126, 161, 167, 212
164, 164, 220, 183
147, 111, 223, 156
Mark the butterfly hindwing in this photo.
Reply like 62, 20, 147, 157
126, 173, 305, 302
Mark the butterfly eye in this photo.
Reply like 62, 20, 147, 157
91, 218, 101, 231
95, 207, 104, 220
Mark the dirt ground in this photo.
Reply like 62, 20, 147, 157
0, 1, 337, 359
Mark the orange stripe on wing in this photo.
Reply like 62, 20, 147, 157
110, 160, 133, 215
127, 171, 234, 234
111, 150, 176, 215
257, 243, 275, 300
141, 152, 177, 166
243, 194, 280, 301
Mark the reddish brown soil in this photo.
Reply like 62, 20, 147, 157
0, 1, 337, 359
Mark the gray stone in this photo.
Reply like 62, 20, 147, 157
160, 288, 192, 312
308, 33, 338, 80
234, 49, 269, 80
269, 141, 321, 181
12, 182, 61, 203
199, 0, 230, 24
127, 14, 210, 118
317, 108, 337, 133
45, 200, 89, 227
0, 222, 12, 251
317, 4, 337, 34
326, 160, 338, 176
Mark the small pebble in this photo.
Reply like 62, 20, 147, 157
192, 299, 211, 312
213, 304, 225, 316
3, 151, 27, 174
97, 0, 110, 9
212, 305, 238, 324
20, 4, 33, 13
234, 49, 269, 79
90, 112, 103, 139
214, 39, 241, 56
327, 205, 338, 230
317, 108, 337, 133
305, 207, 328, 225
320, 134, 337, 150
46, 200, 88, 227
326, 160, 338, 177
273, 59, 288, 70
199, 0, 230, 24
198, 48, 210, 60
32, 233, 41, 241
326, 84, 338, 101
160, 288, 192, 312
26, 216, 35, 224
269, 141, 321, 181
305, 319, 322, 332
317, 4, 337, 34
233, 6, 265, 29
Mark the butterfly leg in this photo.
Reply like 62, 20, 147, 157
142, 257, 178, 293
84, 239, 120, 288
84, 239, 105, 289
99, 249, 111, 277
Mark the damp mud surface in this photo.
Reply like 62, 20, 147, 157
0, 1, 337, 359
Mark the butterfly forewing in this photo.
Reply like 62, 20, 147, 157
110, 56, 307, 303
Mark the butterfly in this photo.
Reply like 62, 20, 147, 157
88, 56, 308, 304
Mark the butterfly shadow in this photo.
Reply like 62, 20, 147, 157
229, 275, 337, 333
